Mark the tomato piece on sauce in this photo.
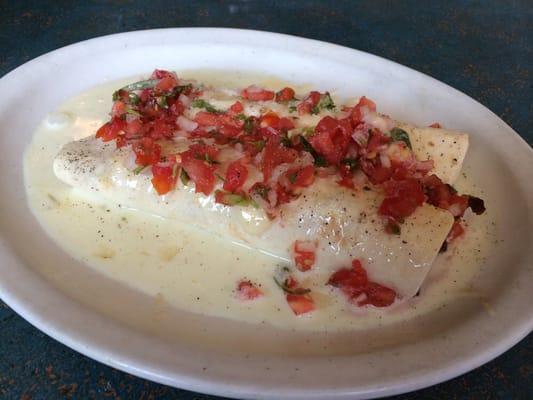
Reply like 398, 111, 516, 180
241, 85, 275, 101
132, 137, 162, 166
95, 117, 126, 142
151, 161, 178, 195
275, 87, 296, 102
292, 240, 317, 271
309, 116, 352, 165
297, 91, 321, 115
223, 160, 249, 192
236, 280, 263, 301
328, 259, 396, 307
261, 137, 298, 181
179, 144, 219, 195
378, 178, 425, 219
285, 294, 315, 315
351, 96, 376, 126
286, 165, 315, 189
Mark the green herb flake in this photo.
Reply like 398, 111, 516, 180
288, 105, 297, 113
253, 140, 265, 151
273, 265, 311, 295
389, 127, 412, 149
156, 96, 168, 109
191, 99, 221, 114
288, 172, 297, 184
180, 169, 190, 186
318, 92, 335, 111
215, 190, 251, 207
280, 135, 292, 148
132, 165, 147, 175
125, 107, 141, 117
341, 158, 358, 171
170, 84, 192, 97
243, 117, 255, 134
121, 79, 159, 92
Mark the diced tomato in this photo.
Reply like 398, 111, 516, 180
429, 122, 441, 128
148, 119, 175, 139
259, 112, 295, 132
285, 165, 315, 189
358, 282, 397, 307
362, 162, 393, 184
223, 160, 248, 192
95, 117, 126, 142
179, 144, 219, 195
236, 280, 263, 300
156, 75, 178, 92
293, 240, 317, 271
151, 69, 175, 79
194, 111, 220, 127
125, 119, 143, 137
111, 100, 127, 117
275, 87, 295, 102
151, 161, 178, 195
328, 259, 396, 307
366, 128, 391, 154
423, 174, 469, 217
115, 135, 127, 148
228, 101, 244, 115
261, 137, 298, 181
285, 294, 315, 315
350, 96, 376, 126
194, 111, 243, 137
378, 178, 425, 219
132, 137, 162, 166
309, 116, 353, 165
241, 86, 275, 101
297, 91, 321, 115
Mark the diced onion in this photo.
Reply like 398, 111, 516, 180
380, 153, 391, 169
177, 115, 198, 132
178, 94, 191, 107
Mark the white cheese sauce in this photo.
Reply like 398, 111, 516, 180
23, 71, 496, 332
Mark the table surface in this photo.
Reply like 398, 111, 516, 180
0, 1, 531, 399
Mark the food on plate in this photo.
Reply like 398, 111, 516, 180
52, 69, 485, 316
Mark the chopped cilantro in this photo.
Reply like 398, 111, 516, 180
121, 79, 159, 92
180, 169, 190, 186
191, 99, 221, 114
243, 117, 255, 133
215, 190, 252, 207
288, 105, 297, 113
389, 127, 412, 149
319, 92, 335, 110
156, 96, 168, 108
273, 266, 311, 295
132, 165, 147, 175
341, 158, 358, 171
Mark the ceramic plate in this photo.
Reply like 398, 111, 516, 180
0, 28, 531, 399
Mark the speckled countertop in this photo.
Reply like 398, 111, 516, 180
0, 1, 531, 399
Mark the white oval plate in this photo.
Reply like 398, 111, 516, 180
0, 28, 531, 399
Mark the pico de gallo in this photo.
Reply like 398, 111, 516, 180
94, 69, 485, 315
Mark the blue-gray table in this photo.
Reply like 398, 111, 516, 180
1, 1, 531, 399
